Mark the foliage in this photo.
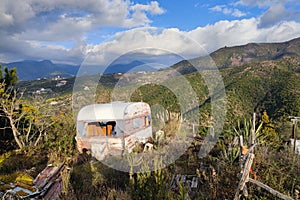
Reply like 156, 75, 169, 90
44, 111, 77, 164
0, 150, 47, 177
130, 83, 180, 113
0, 85, 61, 149
259, 110, 281, 148
259, 70, 300, 121
67, 160, 130, 200
129, 155, 175, 200
0, 84, 32, 149
0, 65, 19, 150
0, 64, 18, 91
0, 151, 11, 165
218, 138, 240, 165
249, 146, 300, 199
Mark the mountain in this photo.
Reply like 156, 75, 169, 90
172, 37, 300, 74
1, 60, 79, 81
1, 59, 159, 80
211, 37, 300, 67
103, 60, 156, 74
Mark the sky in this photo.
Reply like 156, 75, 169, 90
1, 0, 300, 66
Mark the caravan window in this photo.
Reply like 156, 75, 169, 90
133, 118, 140, 129
133, 115, 151, 129
145, 115, 151, 127
86, 121, 116, 136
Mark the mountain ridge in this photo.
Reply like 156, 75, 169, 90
172, 36, 300, 74
1, 60, 79, 81
1, 59, 158, 81
211, 36, 300, 67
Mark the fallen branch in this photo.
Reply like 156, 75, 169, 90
249, 178, 294, 200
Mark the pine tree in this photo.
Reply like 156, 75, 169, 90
0, 64, 18, 91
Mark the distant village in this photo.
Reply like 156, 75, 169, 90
33, 76, 68, 95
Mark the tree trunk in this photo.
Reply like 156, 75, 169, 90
9, 117, 23, 149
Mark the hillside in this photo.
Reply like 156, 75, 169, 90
218, 56, 300, 121
16, 56, 300, 126
211, 37, 300, 67
126, 56, 300, 127
172, 37, 300, 74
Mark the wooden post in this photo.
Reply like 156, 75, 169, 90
192, 124, 195, 135
251, 113, 256, 145
241, 153, 254, 189
292, 119, 297, 152
239, 135, 243, 148
239, 135, 244, 169
234, 153, 255, 200
235, 130, 256, 200
290, 117, 300, 153
234, 115, 297, 200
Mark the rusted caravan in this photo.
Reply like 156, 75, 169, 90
75, 102, 152, 160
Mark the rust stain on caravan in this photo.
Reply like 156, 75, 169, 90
75, 102, 152, 161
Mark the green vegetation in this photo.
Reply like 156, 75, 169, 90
0, 64, 18, 91
0, 52, 300, 199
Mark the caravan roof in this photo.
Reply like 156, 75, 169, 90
77, 102, 150, 121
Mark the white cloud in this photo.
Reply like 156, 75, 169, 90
131, 1, 165, 15
191, 19, 300, 51
210, 5, 224, 12
259, 4, 287, 27
24, 0, 164, 28
232, 9, 247, 17
258, 4, 300, 28
188, 18, 260, 52
209, 5, 246, 17
233, 0, 300, 28
0, 0, 165, 63
80, 18, 300, 66
235, 0, 292, 7
123, 1, 165, 27
0, 0, 35, 27
0, 12, 14, 26
81, 27, 203, 66
17, 15, 92, 42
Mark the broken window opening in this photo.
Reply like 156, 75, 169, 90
87, 121, 116, 136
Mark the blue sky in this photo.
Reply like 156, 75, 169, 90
1, 0, 300, 66
144, 0, 252, 29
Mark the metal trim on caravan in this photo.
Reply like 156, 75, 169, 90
75, 102, 152, 160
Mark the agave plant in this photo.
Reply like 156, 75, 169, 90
126, 152, 143, 183
219, 137, 240, 165
233, 117, 263, 146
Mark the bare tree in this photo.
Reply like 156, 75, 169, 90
0, 84, 57, 149
0, 84, 28, 148
29, 96, 58, 146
